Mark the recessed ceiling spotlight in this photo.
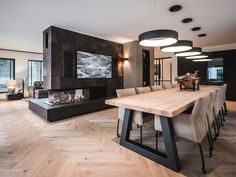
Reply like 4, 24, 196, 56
169, 5, 182, 12
192, 27, 201, 31
198, 33, 207, 37
182, 18, 193, 23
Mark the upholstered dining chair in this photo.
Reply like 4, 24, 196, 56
206, 90, 219, 153
154, 94, 212, 174
212, 88, 224, 135
217, 86, 225, 126
116, 88, 152, 144
172, 83, 179, 88
223, 84, 228, 115
136, 86, 151, 94
208, 89, 219, 141
220, 84, 227, 119
163, 83, 173, 89
135, 86, 154, 143
150, 85, 164, 92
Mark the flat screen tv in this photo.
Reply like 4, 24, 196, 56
77, 51, 112, 78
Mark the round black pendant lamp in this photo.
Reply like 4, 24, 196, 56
175, 47, 202, 57
185, 52, 208, 59
160, 40, 193, 52
193, 58, 212, 62
138, 1, 178, 47
139, 29, 178, 47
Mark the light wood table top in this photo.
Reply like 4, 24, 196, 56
105, 85, 218, 118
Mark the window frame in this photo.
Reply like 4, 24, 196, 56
0, 58, 15, 93
27, 60, 43, 86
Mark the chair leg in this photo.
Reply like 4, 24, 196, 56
224, 102, 228, 115
219, 110, 224, 126
117, 119, 120, 137
221, 107, 226, 121
217, 114, 221, 136
213, 121, 218, 141
208, 127, 214, 151
140, 125, 142, 144
207, 132, 213, 157
155, 131, 158, 151
198, 143, 206, 174
213, 110, 220, 136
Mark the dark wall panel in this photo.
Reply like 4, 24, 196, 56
43, 26, 123, 97
177, 49, 236, 100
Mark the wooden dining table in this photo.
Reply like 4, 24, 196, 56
105, 85, 218, 172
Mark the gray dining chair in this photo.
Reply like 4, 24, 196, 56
208, 89, 219, 141
135, 86, 154, 143
154, 94, 212, 174
206, 90, 219, 153
163, 83, 173, 89
150, 85, 164, 92
116, 88, 152, 144
136, 86, 152, 94
220, 84, 227, 119
222, 84, 228, 115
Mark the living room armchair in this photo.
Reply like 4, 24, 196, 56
33, 81, 48, 99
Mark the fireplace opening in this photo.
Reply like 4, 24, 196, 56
44, 87, 107, 106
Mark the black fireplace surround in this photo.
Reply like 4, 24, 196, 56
29, 26, 123, 122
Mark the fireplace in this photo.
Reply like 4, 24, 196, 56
83, 87, 107, 100
44, 87, 107, 106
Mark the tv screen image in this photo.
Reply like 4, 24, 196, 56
77, 51, 112, 78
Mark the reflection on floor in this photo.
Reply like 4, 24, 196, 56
0, 100, 235, 177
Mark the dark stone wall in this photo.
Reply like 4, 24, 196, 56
177, 49, 236, 100
43, 26, 123, 97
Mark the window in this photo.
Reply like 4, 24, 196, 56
207, 58, 223, 83
28, 60, 43, 86
0, 58, 15, 92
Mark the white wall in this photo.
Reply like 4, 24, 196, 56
154, 47, 177, 85
123, 41, 154, 88
0, 49, 43, 99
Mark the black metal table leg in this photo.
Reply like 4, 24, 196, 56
120, 109, 181, 172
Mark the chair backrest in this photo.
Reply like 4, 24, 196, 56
116, 88, 136, 120
150, 85, 164, 92
172, 84, 179, 88
213, 88, 221, 114
163, 83, 173, 89
207, 90, 218, 125
222, 84, 227, 102
136, 86, 151, 94
218, 85, 226, 106
116, 88, 136, 98
190, 93, 211, 143
34, 81, 43, 89
6, 80, 17, 88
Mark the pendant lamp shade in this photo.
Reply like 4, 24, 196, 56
139, 29, 178, 47
175, 47, 202, 57
193, 59, 212, 62
160, 40, 193, 52
185, 52, 208, 59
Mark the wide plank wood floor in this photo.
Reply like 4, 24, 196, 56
0, 100, 235, 177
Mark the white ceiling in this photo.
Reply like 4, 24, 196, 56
0, 0, 236, 53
